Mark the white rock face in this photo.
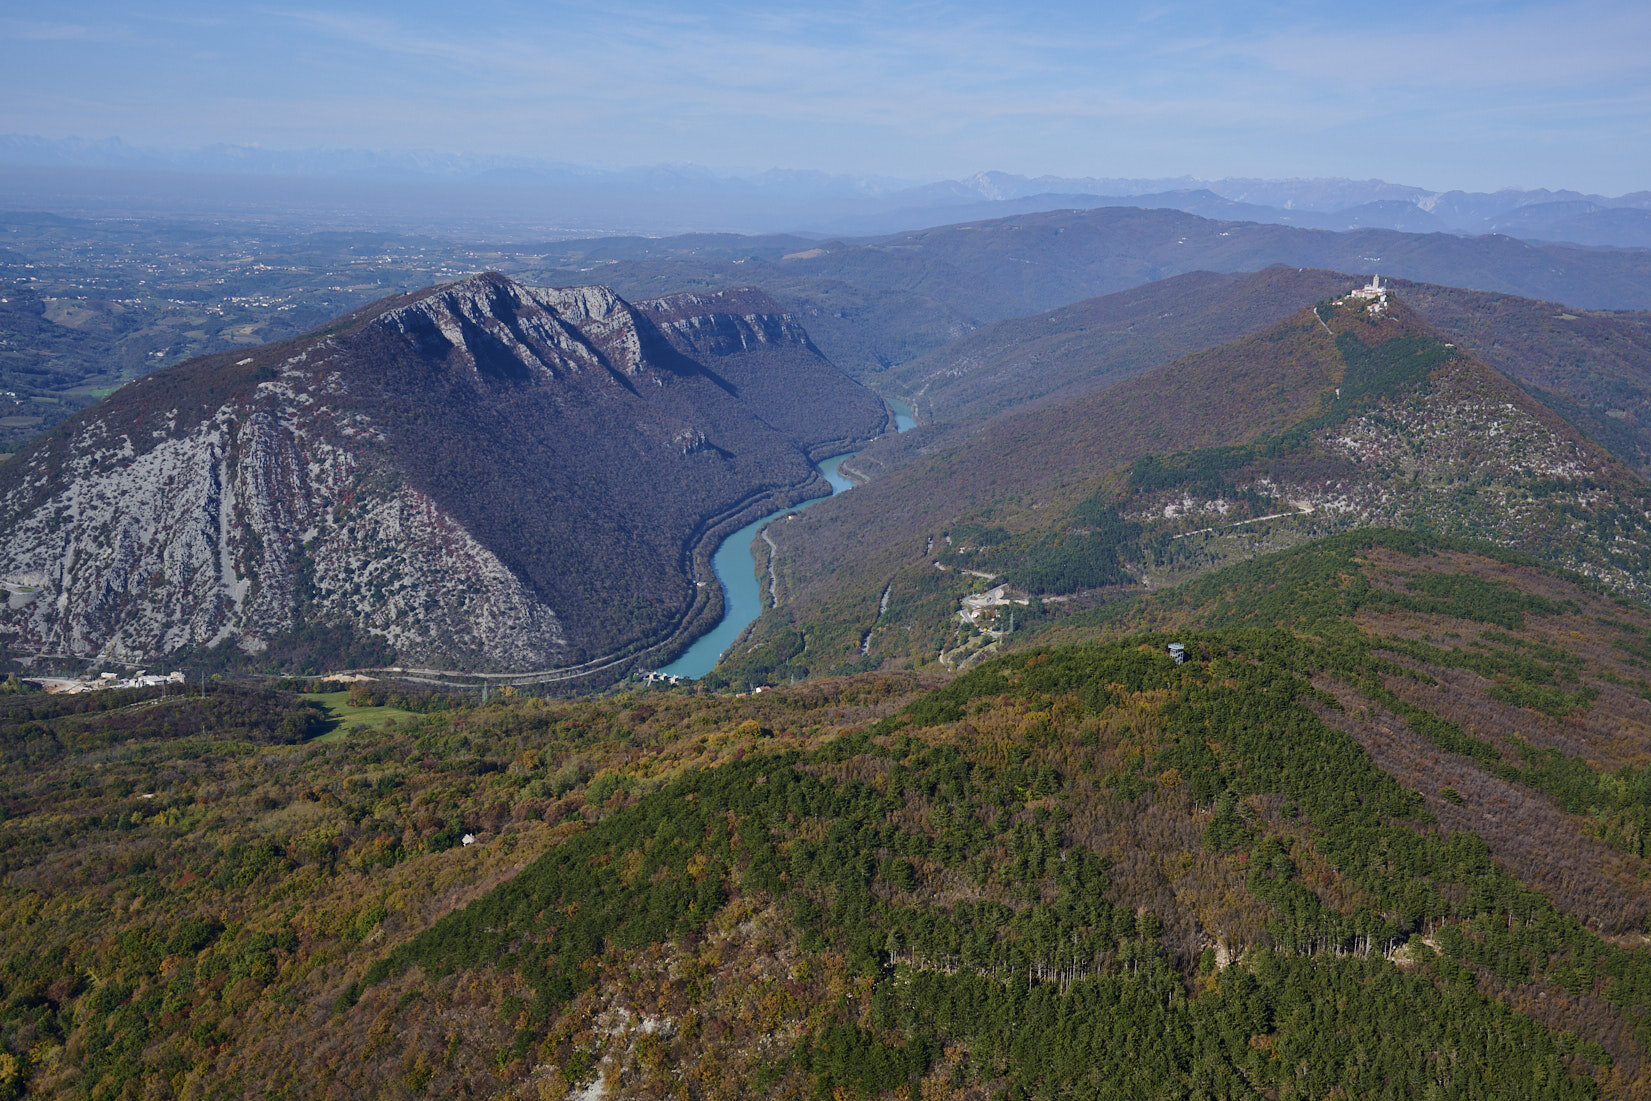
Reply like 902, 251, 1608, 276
0, 407, 288, 660
377, 277, 650, 380
639, 289, 815, 358
304, 484, 566, 667
0, 276, 591, 669
0, 273, 881, 671
1124, 358, 1651, 599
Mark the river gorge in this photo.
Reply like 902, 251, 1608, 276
659, 400, 915, 679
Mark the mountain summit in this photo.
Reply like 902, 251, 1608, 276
722, 284, 1651, 683
0, 274, 888, 674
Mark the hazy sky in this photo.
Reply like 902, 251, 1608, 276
4, 0, 1648, 193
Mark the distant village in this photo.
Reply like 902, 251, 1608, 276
30, 670, 187, 694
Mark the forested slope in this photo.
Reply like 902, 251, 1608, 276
7, 531, 1651, 1096
881, 268, 1651, 486
721, 290, 1651, 686
888, 267, 1353, 425
638, 286, 887, 457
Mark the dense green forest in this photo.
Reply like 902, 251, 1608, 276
3, 531, 1650, 1097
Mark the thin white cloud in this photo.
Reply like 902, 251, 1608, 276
9, 1, 1649, 191
1, 19, 131, 42
1236, 0, 1651, 91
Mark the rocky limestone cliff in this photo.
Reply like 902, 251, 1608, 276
0, 274, 888, 672
640, 287, 821, 359
379, 278, 654, 382
639, 288, 888, 453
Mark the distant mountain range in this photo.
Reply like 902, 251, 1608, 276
817, 174, 1651, 246
533, 206, 1651, 387
5, 135, 1651, 245
0, 275, 887, 675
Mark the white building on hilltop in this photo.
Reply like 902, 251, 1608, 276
1348, 273, 1388, 313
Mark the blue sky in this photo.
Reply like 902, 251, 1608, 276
3, 0, 1648, 194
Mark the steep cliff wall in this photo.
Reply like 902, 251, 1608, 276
0, 274, 886, 672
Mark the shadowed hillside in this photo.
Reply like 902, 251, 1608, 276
0, 275, 888, 675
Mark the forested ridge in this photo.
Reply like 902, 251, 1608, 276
2, 529, 1650, 1097
722, 293, 1651, 687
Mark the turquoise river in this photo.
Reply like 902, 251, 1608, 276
658, 400, 915, 679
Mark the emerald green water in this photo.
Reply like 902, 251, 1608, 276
658, 400, 914, 679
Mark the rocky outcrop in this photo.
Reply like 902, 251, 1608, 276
377, 277, 654, 382
638, 287, 889, 452
0, 345, 569, 668
0, 274, 888, 671
640, 288, 821, 360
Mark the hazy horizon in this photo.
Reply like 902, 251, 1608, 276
4, 1, 1648, 197
4, 133, 1650, 203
